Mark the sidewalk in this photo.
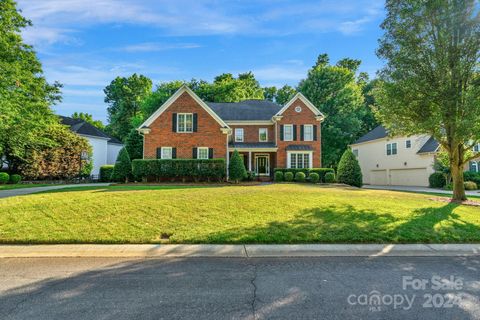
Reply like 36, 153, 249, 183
0, 244, 478, 258
363, 184, 480, 196
0, 183, 111, 199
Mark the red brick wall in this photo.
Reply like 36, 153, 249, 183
143, 92, 227, 159
275, 98, 322, 168
228, 125, 275, 143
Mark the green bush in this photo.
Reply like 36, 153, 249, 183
284, 172, 294, 182
274, 171, 284, 182
336, 149, 363, 187
429, 172, 446, 188
309, 172, 320, 183
112, 148, 132, 183
245, 171, 256, 181
295, 171, 306, 182
99, 165, 115, 182
9, 174, 21, 184
273, 168, 334, 182
132, 159, 226, 182
0, 172, 9, 184
229, 150, 247, 183
464, 171, 480, 185
324, 172, 335, 183
464, 181, 478, 190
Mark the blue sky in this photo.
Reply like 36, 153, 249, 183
17, 0, 386, 123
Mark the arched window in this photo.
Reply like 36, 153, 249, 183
470, 161, 479, 172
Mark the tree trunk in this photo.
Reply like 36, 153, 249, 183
450, 158, 466, 201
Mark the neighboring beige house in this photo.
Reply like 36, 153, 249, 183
350, 126, 439, 186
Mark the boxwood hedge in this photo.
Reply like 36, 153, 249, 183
273, 168, 334, 183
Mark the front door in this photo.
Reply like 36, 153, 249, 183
255, 155, 270, 176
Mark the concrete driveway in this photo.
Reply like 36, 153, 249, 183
0, 256, 478, 319
363, 185, 480, 196
0, 183, 110, 199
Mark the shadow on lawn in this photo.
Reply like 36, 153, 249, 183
37, 185, 209, 195
206, 203, 480, 243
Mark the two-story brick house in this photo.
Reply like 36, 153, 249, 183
138, 85, 324, 179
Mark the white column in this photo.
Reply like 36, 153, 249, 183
248, 151, 252, 171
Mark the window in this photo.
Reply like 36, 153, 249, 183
177, 113, 193, 132
406, 140, 411, 148
161, 147, 172, 159
304, 125, 313, 141
235, 128, 244, 142
284, 125, 293, 141
295, 106, 302, 113
198, 147, 209, 159
288, 152, 311, 169
474, 144, 480, 153
386, 143, 397, 156
352, 149, 359, 157
259, 128, 268, 142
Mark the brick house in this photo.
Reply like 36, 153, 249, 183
137, 85, 324, 179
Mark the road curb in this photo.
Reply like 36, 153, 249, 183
0, 244, 479, 258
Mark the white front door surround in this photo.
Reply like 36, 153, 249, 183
255, 154, 270, 176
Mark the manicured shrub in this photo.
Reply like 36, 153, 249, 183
274, 171, 284, 182
429, 172, 446, 188
229, 150, 247, 183
464, 181, 478, 190
324, 172, 335, 183
464, 171, 480, 185
284, 172, 294, 182
99, 165, 115, 182
295, 171, 306, 182
0, 173, 9, 184
336, 149, 363, 187
273, 168, 334, 182
111, 148, 132, 183
9, 174, 21, 184
245, 171, 256, 181
309, 172, 320, 183
132, 159, 226, 182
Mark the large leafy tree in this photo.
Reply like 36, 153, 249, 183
375, 0, 480, 200
275, 85, 297, 105
71, 112, 104, 129
104, 74, 152, 141
0, 0, 62, 171
298, 54, 365, 167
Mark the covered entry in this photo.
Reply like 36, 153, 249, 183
228, 142, 278, 179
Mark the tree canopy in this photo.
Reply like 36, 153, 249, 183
72, 112, 104, 129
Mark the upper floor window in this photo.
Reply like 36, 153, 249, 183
161, 147, 173, 159
474, 143, 480, 153
386, 142, 397, 156
177, 113, 193, 132
405, 140, 411, 148
303, 125, 313, 141
259, 128, 268, 142
284, 124, 293, 141
235, 128, 244, 142
198, 147, 209, 160
352, 149, 359, 157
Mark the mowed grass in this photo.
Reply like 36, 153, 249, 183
0, 184, 479, 244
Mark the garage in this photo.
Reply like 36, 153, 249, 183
370, 170, 388, 185
389, 168, 429, 187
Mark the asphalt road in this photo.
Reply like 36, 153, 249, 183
0, 257, 479, 319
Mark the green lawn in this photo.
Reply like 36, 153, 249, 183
0, 184, 479, 244
0, 184, 51, 190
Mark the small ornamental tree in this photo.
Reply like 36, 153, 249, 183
125, 128, 143, 160
229, 150, 247, 183
112, 147, 132, 183
336, 149, 363, 187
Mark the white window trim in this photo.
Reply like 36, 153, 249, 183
286, 151, 313, 169
235, 128, 244, 142
259, 128, 268, 142
352, 149, 359, 157
303, 124, 313, 141
177, 113, 193, 133
471, 161, 478, 172
284, 124, 293, 141
197, 147, 209, 160
405, 140, 411, 148
161, 147, 173, 159
386, 142, 398, 156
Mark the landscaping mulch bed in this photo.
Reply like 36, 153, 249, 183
429, 197, 480, 207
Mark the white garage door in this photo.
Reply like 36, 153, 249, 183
370, 170, 388, 185
390, 168, 428, 187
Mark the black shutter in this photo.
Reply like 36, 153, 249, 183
193, 113, 198, 132
172, 148, 177, 159
172, 113, 177, 132
208, 148, 214, 159
313, 125, 318, 141
280, 125, 284, 141
300, 125, 304, 141
293, 125, 297, 141
192, 147, 197, 159
156, 147, 162, 159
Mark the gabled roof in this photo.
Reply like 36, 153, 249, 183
60, 116, 123, 144
417, 136, 440, 154
352, 125, 388, 144
275, 92, 325, 119
138, 84, 229, 130
208, 100, 282, 121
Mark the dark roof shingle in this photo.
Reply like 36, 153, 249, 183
353, 125, 388, 144
207, 100, 282, 121
60, 116, 123, 145
285, 145, 313, 151
228, 142, 277, 149
417, 137, 439, 154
